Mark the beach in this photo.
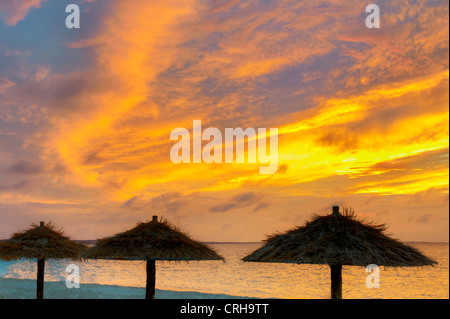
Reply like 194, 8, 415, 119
0, 277, 255, 299
0, 243, 448, 299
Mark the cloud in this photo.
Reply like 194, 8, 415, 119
0, 0, 44, 26
0, 179, 28, 191
316, 129, 359, 152
232, 192, 255, 202
121, 195, 141, 211
18, 0, 445, 201
64, 37, 105, 49
122, 193, 188, 215
0, 0, 448, 242
0, 130, 16, 136
416, 213, 432, 223
252, 202, 269, 212
147, 193, 188, 214
6, 160, 43, 175
209, 0, 240, 14
209, 202, 237, 213
0, 77, 15, 93
277, 164, 287, 174
209, 191, 266, 212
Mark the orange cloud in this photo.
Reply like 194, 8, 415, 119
0, 0, 44, 26
3, 0, 446, 241
35, 0, 448, 202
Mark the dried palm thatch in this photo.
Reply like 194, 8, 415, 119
243, 206, 437, 299
0, 222, 85, 261
82, 217, 223, 261
0, 241, 19, 261
0, 221, 86, 299
82, 216, 224, 299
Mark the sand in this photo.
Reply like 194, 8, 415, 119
0, 278, 255, 299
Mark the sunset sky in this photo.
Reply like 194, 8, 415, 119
0, 0, 448, 242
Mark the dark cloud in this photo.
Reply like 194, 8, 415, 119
83, 150, 104, 165
316, 128, 359, 152
371, 148, 449, 171
416, 213, 432, 223
277, 164, 288, 174
209, 191, 271, 213
0, 179, 28, 191
209, 202, 237, 213
121, 196, 141, 211
148, 193, 186, 211
253, 202, 269, 212
232, 192, 255, 203
6, 161, 42, 175
122, 193, 188, 214
162, 199, 186, 214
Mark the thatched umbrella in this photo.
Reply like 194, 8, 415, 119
243, 206, 437, 299
0, 241, 19, 261
0, 221, 85, 299
82, 216, 224, 299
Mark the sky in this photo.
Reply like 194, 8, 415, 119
0, 0, 448, 242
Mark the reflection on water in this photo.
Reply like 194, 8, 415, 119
1, 243, 448, 299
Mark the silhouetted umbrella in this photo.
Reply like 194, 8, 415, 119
82, 216, 224, 299
0, 221, 85, 299
242, 206, 437, 299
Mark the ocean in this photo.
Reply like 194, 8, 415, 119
0, 242, 448, 299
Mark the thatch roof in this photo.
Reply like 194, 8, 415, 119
0, 241, 19, 261
243, 208, 437, 267
82, 217, 224, 261
0, 222, 85, 261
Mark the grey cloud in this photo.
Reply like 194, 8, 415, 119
7, 161, 42, 175
0, 179, 28, 191
232, 192, 255, 203
209, 203, 237, 213
209, 191, 272, 213
253, 202, 269, 212
122, 196, 142, 211
416, 213, 432, 223
122, 193, 188, 214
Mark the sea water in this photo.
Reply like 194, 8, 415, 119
0, 242, 448, 299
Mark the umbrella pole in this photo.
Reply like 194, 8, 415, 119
37, 257, 45, 299
146, 259, 156, 299
330, 263, 342, 299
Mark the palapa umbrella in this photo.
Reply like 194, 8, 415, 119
0, 221, 85, 299
242, 206, 437, 299
0, 241, 18, 261
82, 215, 224, 299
